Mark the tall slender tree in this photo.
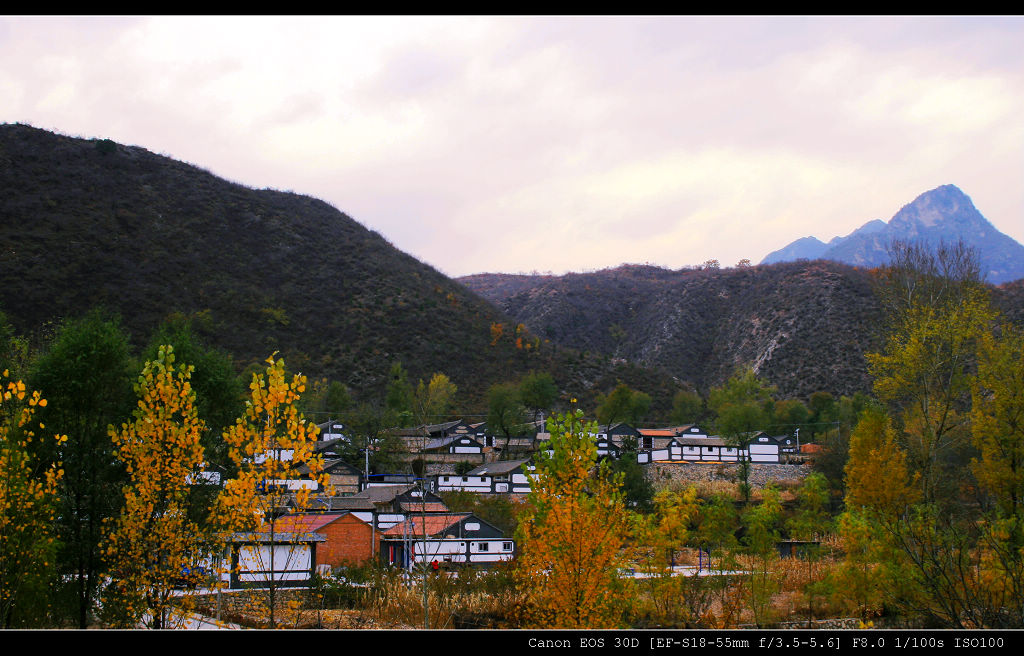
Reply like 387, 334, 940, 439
28, 311, 135, 627
515, 408, 630, 628
215, 354, 327, 628
0, 373, 63, 627
101, 346, 207, 629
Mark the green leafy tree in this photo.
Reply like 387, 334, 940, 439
384, 362, 413, 428
808, 391, 838, 437
347, 401, 408, 475
0, 311, 29, 381
709, 369, 775, 502
787, 472, 833, 626
610, 436, 654, 511
596, 383, 651, 429
695, 493, 739, 573
767, 398, 809, 436
519, 370, 557, 429
28, 311, 135, 628
670, 389, 704, 425
486, 382, 527, 458
831, 509, 891, 620
143, 320, 243, 494
742, 487, 783, 627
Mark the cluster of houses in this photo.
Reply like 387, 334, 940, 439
209, 417, 808, 589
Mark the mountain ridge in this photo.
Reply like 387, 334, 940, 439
0, 123, 689, 413
761, 184, 1024, 284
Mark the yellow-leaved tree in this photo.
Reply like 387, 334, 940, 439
867, 240, 994, 505
970, 324, 1024, 623
629, 485, 712, 627
515, 407, 630, 628
843, 407, 920, 518
101, 346, 208, 629
0, 372, 64, 628
215, 353, 327, 628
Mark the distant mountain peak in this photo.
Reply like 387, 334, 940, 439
889, 184, 981, 231
761, 185, 1024, 284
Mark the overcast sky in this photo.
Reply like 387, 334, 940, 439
3, 16, 1023, 278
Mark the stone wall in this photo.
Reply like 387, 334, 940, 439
193, 588, 314, 624
648, 462, 811, 490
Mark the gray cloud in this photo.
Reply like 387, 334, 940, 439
2, 16, 1022, 277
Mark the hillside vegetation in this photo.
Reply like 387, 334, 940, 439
464, 260, 1024, 400
0, 124, 684, 410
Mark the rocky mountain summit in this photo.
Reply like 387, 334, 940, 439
762, 185, 1024, 284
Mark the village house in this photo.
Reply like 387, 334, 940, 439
637, 431, 785, 464
272, 512, 376, 568
379, 513, 514, 568
298, 484, 451, 560
218, 531, 326, 589
432, 458, 534, 494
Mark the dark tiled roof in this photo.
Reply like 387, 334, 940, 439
466, 458, 531, 476
381, 513, 471, 538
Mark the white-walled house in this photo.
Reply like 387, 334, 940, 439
219, 531, 326, 589
379, 513, 514, 567
637, 432, 784, 464
432, 459, 534, 494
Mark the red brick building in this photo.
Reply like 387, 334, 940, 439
274, 512, 375, 568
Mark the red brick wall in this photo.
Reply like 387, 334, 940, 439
318, 514, 376, 568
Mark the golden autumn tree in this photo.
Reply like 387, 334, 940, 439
971, 325, 1024, 523
0, 372, 64, 628
629, 485, 712, 627
867, 240, 994, 504
215, 353, 327, 628
515, 407, 630, 628
101, 346, 208, 629
843, 407, 920, 518
969, 325, 1024, 624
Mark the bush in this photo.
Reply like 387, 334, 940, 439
94, 138, 116, 156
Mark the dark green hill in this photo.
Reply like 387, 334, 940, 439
1, 123, 685, 410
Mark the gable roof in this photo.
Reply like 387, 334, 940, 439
272, 512, 367, 533
398, 501, 449, 513
466, 458, 531, 476
349, 484, 416, 503
423, 434, 484, 451
380, 513, 503, 539
637, 428, 676, 437
381, 513, 472, 538
391, 419, 468, 438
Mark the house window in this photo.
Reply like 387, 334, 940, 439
503, 542, 513, 551
478, 542, 489, 552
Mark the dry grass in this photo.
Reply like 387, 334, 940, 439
223, 540, 859, 629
